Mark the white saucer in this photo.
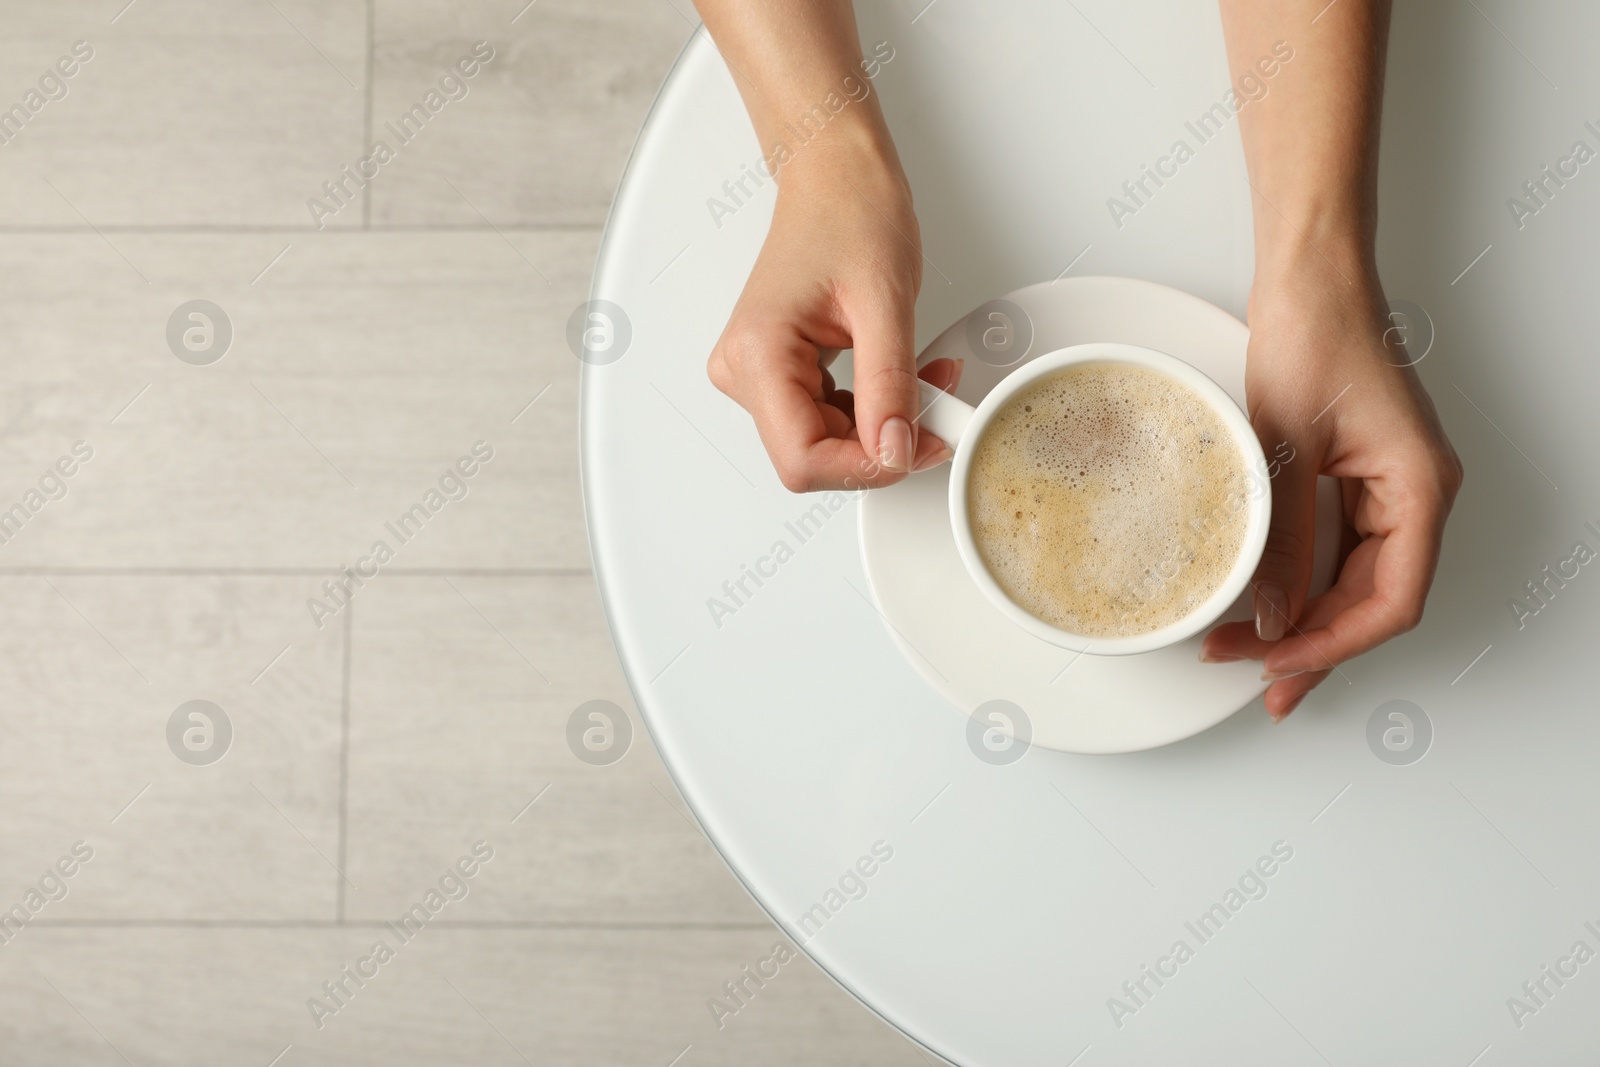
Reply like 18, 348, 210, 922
858, 277, 1341, 754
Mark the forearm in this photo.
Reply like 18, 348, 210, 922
691, 0, 901, 182
1217, 0, 1391, 279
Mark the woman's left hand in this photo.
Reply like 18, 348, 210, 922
1200, 252, 1464, 721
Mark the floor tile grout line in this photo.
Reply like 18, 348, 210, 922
362, 0, 375, 230
336, 602, 352, 924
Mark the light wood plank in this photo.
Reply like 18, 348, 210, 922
369, 0, 694, 226
0, 1, 367, 228
0, 927, 929, 1066
0, 230, 594, 569
346, 575, 764, 926
0, 575, 342, 921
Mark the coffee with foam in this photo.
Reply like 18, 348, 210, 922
967, 363, 1252, 638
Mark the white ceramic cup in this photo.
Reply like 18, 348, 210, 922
916, 342, 1271, 655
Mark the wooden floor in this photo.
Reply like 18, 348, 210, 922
0, 2, 926, 1063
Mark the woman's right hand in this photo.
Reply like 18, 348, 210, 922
706, 134, 957, 493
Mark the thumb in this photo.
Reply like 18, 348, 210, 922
848, 294, 921, 473
1250, 434, 1318, 643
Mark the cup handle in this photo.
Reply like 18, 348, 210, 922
917, 379, 975, 452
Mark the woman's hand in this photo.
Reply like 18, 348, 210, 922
1209, 0, 1461, 719
706, 138, 956, 492
1201, 248, 1463, 719
691, 0, 951, 491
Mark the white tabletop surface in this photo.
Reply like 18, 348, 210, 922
582, 2, 1600, 1062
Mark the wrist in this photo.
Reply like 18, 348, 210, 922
765, 108, 908, 198
1251, 197, 1375, 282
1246, 258, 1392, 364
1251, 224, 1379, 309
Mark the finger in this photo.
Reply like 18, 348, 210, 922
1264, 478, 1450, 672
917, 357, 962, 396
849, 292, 921, 474
909, 433, 954, 472
1265, 669, 1331, 722
1258, 538, 1376, 673
823, 387, 855, 431
728, 330, 899, 492
1248, 438, 1319, 643
817, 364, 957, 471
817, 395, 855, 439
815, 366, 855, 436
1198, 623, 1332, 719
1201, 557, 1365, 663
820, 362, 954, 434
749, 385, 907, 491
1200, 620, 1270, 662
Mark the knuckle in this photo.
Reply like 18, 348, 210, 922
859, 266, 919, 307
1261, 524, 1311, 571
858, 361, 918, 402
862, 359, 917, 383
1394, 599, 1425, 634
706, 351, 732, 395
716, 324, 768, 375
1415, 452, 1463, 511
772, 456, 812, 495
1443, 451, 1465, 496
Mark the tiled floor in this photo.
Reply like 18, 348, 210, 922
0, 3, 924, 1063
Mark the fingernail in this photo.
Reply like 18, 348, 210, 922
1255, 583, 1289, 642
950, 359, 965, 392
1261, 669, 1304, 682
1270, 693, 1306, 723
911, 445, 954, 473
1200, 651, 1242, 663
878, 416, 913, 472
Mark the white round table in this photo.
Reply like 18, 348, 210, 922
583, 3, 1600, 1062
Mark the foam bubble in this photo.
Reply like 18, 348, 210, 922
967, 363, 1251, 638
